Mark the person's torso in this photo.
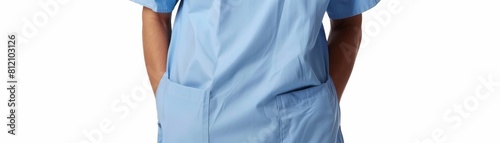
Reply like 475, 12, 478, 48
155, 1, 343, 142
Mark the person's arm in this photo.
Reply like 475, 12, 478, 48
142, 7, 172, 96
328, 14, 363, 101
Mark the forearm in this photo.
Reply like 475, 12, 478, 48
327, 14, 362, 101
142, 7, 172, 95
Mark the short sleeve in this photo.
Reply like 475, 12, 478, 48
131, 0, 179, 13
327, 0, 380, 20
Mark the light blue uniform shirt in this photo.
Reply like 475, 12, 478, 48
132, 0, 379, 142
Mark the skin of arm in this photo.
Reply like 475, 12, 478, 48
142, 7, 172, 96
328, 14, 363, 102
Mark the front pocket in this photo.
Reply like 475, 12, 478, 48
277, 77, 341, 142
156, 77, 209, 143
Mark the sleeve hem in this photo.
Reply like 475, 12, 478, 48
130, 0, 174, 13
329, 0, 380, 20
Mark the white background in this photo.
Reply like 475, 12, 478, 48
1, 0, 499, 143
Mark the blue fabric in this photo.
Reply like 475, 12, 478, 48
131, 0, 178, 13
132, 0, 379, 142
328, 0, 380, 19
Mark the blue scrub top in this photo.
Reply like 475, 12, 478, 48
131, 0, 379, 142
